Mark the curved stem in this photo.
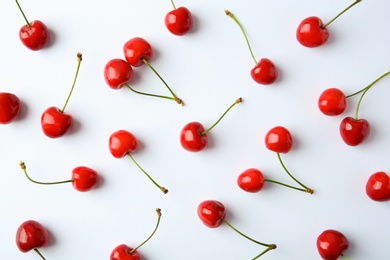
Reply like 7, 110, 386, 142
170, 0, 176, 9
264, 179, 311, 193
341, 254, 350, 260
322, 0, 362, 28
61, 53, 83, 112
129, 208, 162, 254
276, 153, 314, 194
201, 97, 242, 135
252, 246, 276, 260
126, 153, 168, 194
124, 83, 177, 101
34, 248, 46, 260
19, 161, 74, 185
141, 58, 183, 106
15, 0, 31, 27
225, 10, 258, 65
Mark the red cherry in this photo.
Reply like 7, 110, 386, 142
71, 166, 99, 192
123, 37, 153, 67
339, 117, 370, 146
296, 16, 329, 48
265, 126, 293, 153
110, 244, 141, 260
109, 130, 139, 158
318, 88, 347, 116
0, 92, 20, 124
180, 122, 208, 152
165, 4, 193, 36
250, 58, 278, 85
366, 171, 390, 202
16, 220, 48, 258
197, 200, 226, 228
104, 59, 133, 89
317, 229, 349, 260
237, 168, 265, 193
41, 106, 73, 138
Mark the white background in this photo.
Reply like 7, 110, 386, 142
1, 0, 389, 259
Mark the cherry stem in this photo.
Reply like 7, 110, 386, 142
129, 208, 162, 255
34, 248, 46, 260
201, 97, 242, 136
354, 70, 390, 120
19, 161, 74, 186
126, 153, 168, 194
341, 254, 351, 260
225, 10, 258, 65
264, 179, 311, 193
141, 58, 183, 106
322, 0, 362, 29
276, 153, 314, 194
61, 53, 83, 113
124, 83, 178, 102
170, 0, 176, 9
15, 0, 31, 28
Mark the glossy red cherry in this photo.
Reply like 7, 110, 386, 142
296, 16, 329, 48
0, 92, 20, 124
366, 171, 390, 202
317, 229, 349, 260
104, 59, 133, 89
180, 122, 208, 152
318, 88, 347, 116
123, 37, 153, 67
71, 166, 99, 192
197, 200, 226, 228
265, 126, 293, 154
16, 220, 48, 258
250, 58, 278, 85
339, 117, 370, 146
109, 130, 138, 158
165, 0, 193, 36
237, 168, 265, 193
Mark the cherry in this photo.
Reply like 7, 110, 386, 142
15, 0, 50, 51
318, 88, 347, 116
197, 200, 276, 259
41, 52, 83, 138
110, 208, 162, 260
109, 130, 168, 194
225, 10, 278, 85
366, 171, 390, 202
19, 161, 99, 192
123, 37, 183, 105
317, 229, 350, 260
0, 92, 20, 124
180, 97, 242, 152
104, 59, 133, 90
296, 0, 361, 48
165, 0, 193, 36
16, 220, 48, 259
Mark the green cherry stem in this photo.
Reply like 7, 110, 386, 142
33, 248, 46, 260
19, 161, 74, 185
15, 0, 31, 28
141, 57, 183, 106
276, 153, 314, 194
129, 208, 162, 255
341, 254, 351, 260
225, 10, 258, 65
201, 97, 242, 136
124, 83, 178, 102
264, 179, 310, 193
170, 0, 176, 9
322, 0, 362, 29
61, 52, 83, 113
126, 153, 168, 194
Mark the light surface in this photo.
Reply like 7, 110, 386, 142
1, 0, 390, 259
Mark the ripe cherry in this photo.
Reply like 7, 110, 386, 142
225, 10, 278, 85
41, 53, 83, 138
318, 88, 347, 116
16, 220, 49, 259
180, 97, 242, 152
15, 0, 50, 51
19, 161, 99, 192
109, 130, 168, 194
366, 171, 390, 202
104, 59, 133, 90
123, 37, 183, 105
197, 200, 276, 259
0, 92, 20, 124
316, 229, 349, 260
165, 0, 193, 36
296, 0, 361, 47
110, 208, 162, 260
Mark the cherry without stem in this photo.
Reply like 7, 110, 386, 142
225, 10, 278, 85
165, 0, 193, 36
366, 171, 390, 202
0, 92, 20, 124
317, 229, 350, 260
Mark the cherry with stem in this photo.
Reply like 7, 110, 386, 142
16, 220, 49, 260
165, 0, 193, 36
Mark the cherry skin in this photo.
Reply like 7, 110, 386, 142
296, 16, 329, 48
366, 171, 390, 202
197, 200, 226, 228
250, 58, 278, 85
110, 244, 141, 260
0, 92, 20, 124
318, 88, 347, 116
104, 59, 133, 89
71, 166, 99, 192
317, 229, 349, 260
165, 6, 193, 36
123, 37, 153, 67
265, 126, 293, 154
237, 168, 265, 193
109, 130, 139, 158
180, 122, 208, 152
339, 117, 370, 146
19, 20, 50, 51
41, 106, 73, 138
16, 220, 49, 254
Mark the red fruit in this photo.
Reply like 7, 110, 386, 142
19, 20, 50, 51
180, 122, 208, 152
265, 126, 293, 153
296, 16, 329, 48
109, 130, 139, 158
339, 116, 370, 146
318, 88, 347, 116
237, 168, 265, 193
0, 92, 20, 124
250, 58, 278, 85
110, 244, 141, 260
41, 106, 73, 138
72, 166, 99, 192
16, 220, 49, 254
366, 171, 390, 202
197, 200, 226, 228
317, 229, 349, 260
104, 59, 133, 89
165, 6, 193, 36
123, 37, 153, 67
